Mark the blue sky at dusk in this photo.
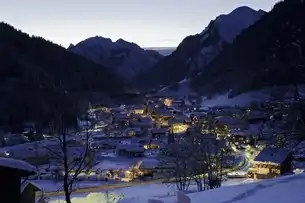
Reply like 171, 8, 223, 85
0, 0, 279, 47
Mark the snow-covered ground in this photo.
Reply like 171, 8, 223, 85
156, 79, 195, 97
92, 159, 131, 171
161, 173, 305, 203
201, 91, 270, 108
49, 172, 305, 203
49, 178, 256, 203
32, 180, 107, 192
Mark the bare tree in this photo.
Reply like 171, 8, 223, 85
187, 133, 208, 192
203, 139, 226, 190
158, 138, 192, 191
186, 132, 227, 191
45, 108, 94, 203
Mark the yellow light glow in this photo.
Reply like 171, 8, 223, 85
144, 144, 159, 149
173, 125, 189, 133
164, 99, 172, 107
134, 109, 144, 114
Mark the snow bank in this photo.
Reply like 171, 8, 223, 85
0, 157, 36, 173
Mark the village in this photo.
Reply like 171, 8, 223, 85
1, 90, 305, 203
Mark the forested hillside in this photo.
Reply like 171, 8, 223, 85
0, 23, 125, 132
190, 0, 305, 96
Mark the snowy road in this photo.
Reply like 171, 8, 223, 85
227, 147, 260, 179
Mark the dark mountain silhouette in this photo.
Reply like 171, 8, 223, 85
135, 6, 265, 91
190, 0, 305, 96
0, 22, 125, 132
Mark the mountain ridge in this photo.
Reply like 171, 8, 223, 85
68, 36, 163, 81
0, 22, 125, 131
134, 6, 265, 91
190, 0, 305, 96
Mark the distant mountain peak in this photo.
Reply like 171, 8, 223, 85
68, 36, 163, 80
135, 6, 265, 91
115, 38, 141, 50
231, 5, 263, 13
213, 6, 266, 43
189, 0, 305, 95
68, 43, 74, 49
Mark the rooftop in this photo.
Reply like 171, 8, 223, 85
254, 147, 291, 165
0, 157, 36, 176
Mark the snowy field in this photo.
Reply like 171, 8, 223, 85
163, 172, 305, 203
201, 91, 270, 108
48, 172, 305, 203
31, 180, 107, 192
49, 178, 256, 203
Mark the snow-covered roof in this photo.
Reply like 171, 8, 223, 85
191, 112, 207, 118
116, 144, 144, 152
254, 148, 291, 165
131, 117, 153, 126
138, 159, 160, 169
168, 118, 185, 125
0, 157, 36, 174
151, 128, 168, 134
153, 109, 173, 117
229, 129, 249, 137
114, 113, 130, 119
20, 181, 41, 193
216, 116, 244, 125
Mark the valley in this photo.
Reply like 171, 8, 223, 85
1, 1, 305, 203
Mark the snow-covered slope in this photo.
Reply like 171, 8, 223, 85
201, 89, 271, 108
160, 173, 305, 203
68, 37, 163, 80
189, 6, 265, 72
190, 0, 305, 96
155, 78, 196, 97
213, 6, 265, 43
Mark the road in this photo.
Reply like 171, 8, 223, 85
226, 146, 261, 179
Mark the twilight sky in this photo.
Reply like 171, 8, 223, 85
1, 0, 279, 48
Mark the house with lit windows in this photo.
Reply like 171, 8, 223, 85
249, 148, 292, 179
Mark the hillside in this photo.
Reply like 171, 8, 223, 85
0, 22, 125, 132
68, 37, 163, 81
190, 0, 305, 96
135, 6, 265, 91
